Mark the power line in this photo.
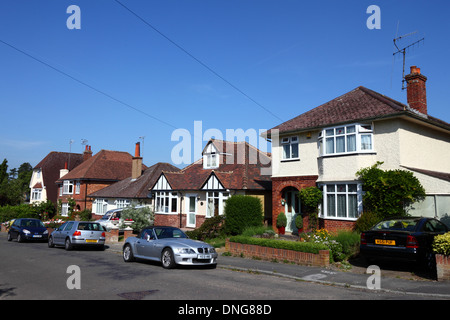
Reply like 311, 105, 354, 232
114, 0, 284, 122
0, 38, 178, 130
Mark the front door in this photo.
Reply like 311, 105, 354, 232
284, 189, 300, 233
186, 194, 197, 228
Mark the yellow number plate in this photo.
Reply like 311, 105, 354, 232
375, 239, 395, 245
86, 239, 98, 243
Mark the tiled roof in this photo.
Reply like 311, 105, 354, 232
33, 151, 84, 204
264, 86, 450, 137
57, 149, 146, 182
156, 140, 272, 191
88, 162, 180, 198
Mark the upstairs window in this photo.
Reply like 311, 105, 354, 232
63, 180, 74, 194
281, 136, 299, 160
318, 124, 373, 156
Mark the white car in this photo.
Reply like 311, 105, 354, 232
96, 208, 123, 231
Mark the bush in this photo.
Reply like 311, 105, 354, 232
186, 215, 225, 241
120, 206, 154, 231
0, 204, 37, 222
433, 232, 450, 256
276, 212, 287, 228
229, 235, 328, 254
224, 195, 263, 235
353, 211, 382, 233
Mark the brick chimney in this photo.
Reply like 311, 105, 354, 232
405, 66, 427, 114
131, 142, 143, 180
83, 145, 93, 162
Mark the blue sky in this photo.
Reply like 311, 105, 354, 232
1, 0, 449, 171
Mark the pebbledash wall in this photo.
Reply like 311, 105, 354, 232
436, 254, 450, 281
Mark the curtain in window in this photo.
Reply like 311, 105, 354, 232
337, 194, 347, 217
326, 138, 334, 154
347, 134, 356, 152
348, 194, 358, 218
327, 194, 336, 217
361, 135, 372, 150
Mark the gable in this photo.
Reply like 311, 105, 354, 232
153, 174, 172, 190
201, 173, 225, 190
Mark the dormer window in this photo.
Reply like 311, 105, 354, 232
203, 143, 219, 169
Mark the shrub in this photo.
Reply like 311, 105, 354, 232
186, 215, 224, 241
433, 232, 450, 256
224, 195, 263, 235
120, 206, 154, 231
353, 211, 382, 233
276, 212, 287, 228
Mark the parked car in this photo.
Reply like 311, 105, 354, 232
7, 218, 48, 242
123, 226, 218, 269
48, 221, 106, 251
360, 216, 449, 265
96, 208, 123, 231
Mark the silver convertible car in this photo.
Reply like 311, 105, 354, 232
122, 226, 218, 269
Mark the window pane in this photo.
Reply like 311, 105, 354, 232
348, 194, 358, 218
171, 197, 177, 213
361, 135, 372, 150
326, 138, 334, 154
326, 129, 334, 136
327, 195, 336, 217
291, 143, 299, 158
347, 126, 356, 133
337, 184, 346, 192
337, 195, 347, 217
336, 127, 345, 135
336, 136, 345, 153
348, 184, 357, 192
347, 134, 356, 152
283, 144, 291, 159
189, 197, 196, 212
327, 185, 335, 192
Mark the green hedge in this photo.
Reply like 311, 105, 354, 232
224, 195, 263, 235
229, 235, 328, 254
433, 232, 450, 256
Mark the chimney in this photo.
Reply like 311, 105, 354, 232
405, 66, 427, 114
131, 142, 143, 180
60, 161, 69, 178
83, 145, 93, 162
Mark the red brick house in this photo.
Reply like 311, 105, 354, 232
56, 145, 147, 216
150, 139, 272, 229
263, 66, 450, 233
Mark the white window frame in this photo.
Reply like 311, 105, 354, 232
31, 188, 42, 201
206, 191, 229, 217
61, 203, 69, 217
204, 153, 219, 169
320, 182, 362, 220
75, 181, 81, 194
155, 191, 178, 214
115, 199, 131, 209
281, 136, 299, 160
318, 123, 374, 156
94, 199, 108, 215
63, 180, 74, 195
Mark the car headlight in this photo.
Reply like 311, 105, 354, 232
209, 247, 216, 253
43, 230, 48, 234
22, 229, 30, 235
176, 248, 195, 254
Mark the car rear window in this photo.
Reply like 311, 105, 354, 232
372, 219, 419, 232
77, 222, 104, 231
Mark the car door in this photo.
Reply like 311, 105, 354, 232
52, 222, 66, 245
136, 228, 158, 259
10, 219, 21, 239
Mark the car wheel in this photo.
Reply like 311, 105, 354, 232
161, 248, 176, 269
48, 236, 54, 248
17, 233, 23, 243
7, 232, 12, 241
123, 244, 135, 262
65, 238, 73, 251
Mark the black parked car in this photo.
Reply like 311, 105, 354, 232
360, 217, 449, 265
7, 218, 49, 242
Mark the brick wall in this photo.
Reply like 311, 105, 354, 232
154, 213, 206, 229
436, 254, 450, 281
225, 239, 329, 267
319, 219, 355, 233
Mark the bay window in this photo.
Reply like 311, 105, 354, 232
321, 183, 362, 219
155, 192, 178, 213
318, 124, 373, 156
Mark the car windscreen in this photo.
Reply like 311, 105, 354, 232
154, 227, 188, 239
372, 219, 419, 232
99, 213, 112, 220
21, 219, 45, 228
77, 222, 104, 231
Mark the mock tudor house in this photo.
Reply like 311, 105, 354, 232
89, 143, 180, 219
29, 151, 83, 207
56, 144, 147, 216
150, 139, 272, 229
263, 66, 450, 233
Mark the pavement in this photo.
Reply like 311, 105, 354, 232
105, 242, 450, 299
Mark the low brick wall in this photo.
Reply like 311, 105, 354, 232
436, 254, 450, 281
225, 239, 329, 267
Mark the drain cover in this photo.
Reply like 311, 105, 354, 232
118, 290, 159, 300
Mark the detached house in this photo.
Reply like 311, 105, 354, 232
56, 145, 146, 216
150, 139, 272, 229
89, 143, 180, 219
263, 66, 450, 233
29, 152, 83, 207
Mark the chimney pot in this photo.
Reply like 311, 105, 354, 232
135, 142, 141, 157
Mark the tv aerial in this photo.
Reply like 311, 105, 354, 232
392, 27, 425, 90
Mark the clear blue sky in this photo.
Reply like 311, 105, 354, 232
1, 0, 449, 171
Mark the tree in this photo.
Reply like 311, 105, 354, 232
356, 162, 426, 218
298, 187, 323, 231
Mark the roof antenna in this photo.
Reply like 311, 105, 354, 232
393, 27, 425, 90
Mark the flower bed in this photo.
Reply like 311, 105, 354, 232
225, 237, 330, 267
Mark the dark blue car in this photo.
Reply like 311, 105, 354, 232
7, 218, 49, 242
